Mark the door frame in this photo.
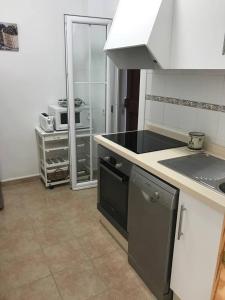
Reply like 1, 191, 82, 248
65, 15, 114, 190
138, 70, 147, 130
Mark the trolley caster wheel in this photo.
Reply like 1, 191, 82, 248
48, 186, 54, 190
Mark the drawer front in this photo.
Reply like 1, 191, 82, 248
45, 133, 68, 142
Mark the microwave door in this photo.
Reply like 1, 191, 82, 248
61, 112, 68, 125
75, 108, 89, 129
75, 112, 82, 128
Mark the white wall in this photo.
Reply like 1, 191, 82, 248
0, 0, 118, 181
145, 70, 225, 146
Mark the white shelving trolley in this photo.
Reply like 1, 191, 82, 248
35, 127, 70, 188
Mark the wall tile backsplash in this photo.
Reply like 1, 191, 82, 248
146, 95, 225, 112
144, 71, 225, 146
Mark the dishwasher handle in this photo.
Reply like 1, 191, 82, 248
177, 205, 186, 240
141, 190, 160, 203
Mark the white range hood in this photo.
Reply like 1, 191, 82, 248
104, 0, 174, 69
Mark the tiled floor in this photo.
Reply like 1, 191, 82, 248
0, 179, 155, 300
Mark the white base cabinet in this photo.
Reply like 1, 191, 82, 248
171, 191, 224, 300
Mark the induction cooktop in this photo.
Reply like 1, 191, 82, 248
103, 130, 186, 154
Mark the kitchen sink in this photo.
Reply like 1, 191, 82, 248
159, 153, 225, 195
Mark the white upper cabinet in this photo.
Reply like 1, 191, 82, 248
104, 0, 174, 69
105, 0, 225, 70
170, 0, 225, 69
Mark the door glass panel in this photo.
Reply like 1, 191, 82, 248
72, 23, 89, 82
76, 136, 90, 183
91, 136, 98, 180
72, 22, 91, 184
91, 83, 106, 134
73, 83, 90, 106
90, 25, 107, 135
90, 25, 107, 83
70, 20, 109, 186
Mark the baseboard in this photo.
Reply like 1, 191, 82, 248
1, 174, 40, 187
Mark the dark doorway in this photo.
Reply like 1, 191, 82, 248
125, 70, 140, 131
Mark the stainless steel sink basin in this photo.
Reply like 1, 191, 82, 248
159, 153, 225, 195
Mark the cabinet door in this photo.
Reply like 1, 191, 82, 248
213, 221, 225, 300
170, 0, 225, 69
170, 191, 224, 300
214, 265, 225, 300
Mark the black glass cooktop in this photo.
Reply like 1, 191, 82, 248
103, 130, 186, 154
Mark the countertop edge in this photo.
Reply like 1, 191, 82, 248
94, 134, 225, 213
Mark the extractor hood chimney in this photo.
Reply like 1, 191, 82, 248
104, 0, 174, 69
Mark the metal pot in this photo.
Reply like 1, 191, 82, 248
188, 132, 205, 150
75, 98, 85, 107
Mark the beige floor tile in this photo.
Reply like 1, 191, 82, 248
34, 220, 74, 247
53, 268, 106, 300
60, 199, 96, 222
0, 200, 26, 222
1, 276, 61, 300
76, 188, 97, 200
0, 249, 50, 294
23, 189, 75, 213
1, 180, 154, 300
0, 214, 33, 237
31, 209, 64, 228
45, 191, 77, 209
87, 289, 122, 300
132, 286, 157, 300
49, 188, 81, 199
88, 286, 156, 300
0, 230, 41, 263
79, 227, 120, 259
50, 188, 98, 222
93, 249, 143, 291
69, 214, 101, 238
2, 180, 46, 198
42, 240, 91, 273
59, 205, 87, 222
0, 191, 25, 208
22, 195, 48, 213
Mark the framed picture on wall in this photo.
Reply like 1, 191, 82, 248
0, 22, 19, 51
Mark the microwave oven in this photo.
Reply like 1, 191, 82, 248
48, 104, 90, 131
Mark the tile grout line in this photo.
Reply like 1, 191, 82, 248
50, 270, 64, 300
50, 257, 107, 300
26, 194, 65, 300
1, 274, 52, 297
38, 240, 64, 300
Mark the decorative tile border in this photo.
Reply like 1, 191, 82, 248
146, 95, 225, 113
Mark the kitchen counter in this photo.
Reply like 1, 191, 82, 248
95, 133, 225, 213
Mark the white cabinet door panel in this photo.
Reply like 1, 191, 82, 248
171, 191, 224, 300
170, 0, 225, 69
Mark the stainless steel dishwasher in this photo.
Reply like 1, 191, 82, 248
128, 166, 179, 300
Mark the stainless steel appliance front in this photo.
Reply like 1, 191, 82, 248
97, 145, 132, 239
128, 165, 179, 300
